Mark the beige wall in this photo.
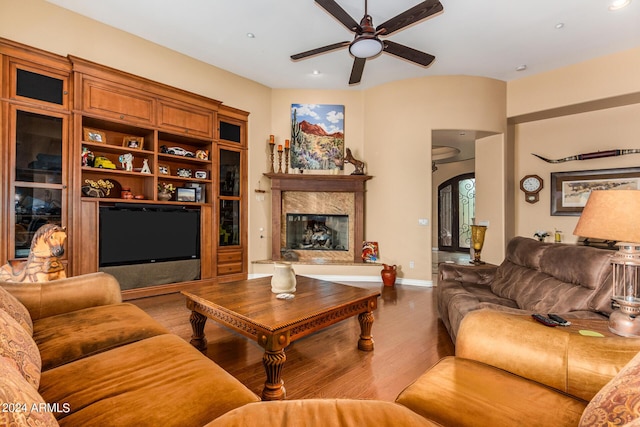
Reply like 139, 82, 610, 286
363, 76, 506, 281
508, 48, 640, 246
507, 47, 640, 117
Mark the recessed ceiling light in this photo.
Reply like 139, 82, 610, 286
555, 22, 565, 29
246, 33, 255, 38
312, 70, 321, 75
515, 65, 527, 71
609, 0, 631, 10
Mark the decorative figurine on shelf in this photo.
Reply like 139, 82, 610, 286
140, 158, 151, 174
196, 150, 209, 160
118, 153, 134, 171
81, 146, 94, 167
0, 224, 67, 282
344, 148, 365, 175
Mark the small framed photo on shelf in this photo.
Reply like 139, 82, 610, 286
83, 128, 106, 143
122, 136, 144, 150
176, 187, 196, 202
158, 164, 171, 175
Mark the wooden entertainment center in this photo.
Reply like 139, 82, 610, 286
0, 38, 248, 298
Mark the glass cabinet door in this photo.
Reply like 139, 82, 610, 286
11, 108, 66, 258
218, 148, 241, 246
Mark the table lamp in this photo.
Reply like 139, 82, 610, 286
573, 190, 640, 337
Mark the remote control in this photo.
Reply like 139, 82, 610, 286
532, 314, 558, 327
548, 314, 571, 326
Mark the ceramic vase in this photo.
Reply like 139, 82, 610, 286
271, 262, 296, 293
158, 191, 172, 201
381, 264, 397, 286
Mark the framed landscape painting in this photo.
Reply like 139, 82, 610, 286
291, 104, 344, 171
550, 167, 640, 216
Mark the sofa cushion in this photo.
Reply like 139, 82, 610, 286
490, 238, 613, 313
39, 334, 260, 427
0, 285, 33, 335
207, 399, 438, 427
0, 356, 58, 427
0, 309, 41, 389
396, 356, 587, 427
33, 302, 169, 371
579, 350, 640, 426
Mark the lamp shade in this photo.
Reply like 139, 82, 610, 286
573, 190, 640, 242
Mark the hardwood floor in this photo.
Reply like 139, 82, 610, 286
130, 281, 454, 402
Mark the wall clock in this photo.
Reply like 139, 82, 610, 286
520, 175, 543, 203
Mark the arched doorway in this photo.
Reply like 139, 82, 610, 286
438, 173, 475, 252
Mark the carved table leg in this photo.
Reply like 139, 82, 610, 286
358, 310, 375, 351
258, 331, 290, 400
189, 311, 208, 351
261, 349, 287, 400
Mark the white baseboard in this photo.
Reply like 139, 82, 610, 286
247, 273, 433, 287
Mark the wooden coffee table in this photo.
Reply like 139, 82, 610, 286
182, 275, 380, 400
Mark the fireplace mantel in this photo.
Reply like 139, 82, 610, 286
264, 173, 372, 262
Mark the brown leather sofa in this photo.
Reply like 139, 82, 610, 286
437, 236, 614, 343
0, 272, 260, 427
208, 310, 640, 426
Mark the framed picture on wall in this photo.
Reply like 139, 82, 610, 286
550, 167, 640, 216
290, 103, 344, 171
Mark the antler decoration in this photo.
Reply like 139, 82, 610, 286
532, 149, 640, 164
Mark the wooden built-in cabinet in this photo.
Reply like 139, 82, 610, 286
215, 106, 248, 282
0, 39, 72, 272
0, 39, 249, 297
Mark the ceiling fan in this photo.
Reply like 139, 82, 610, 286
291, 0, 444, 85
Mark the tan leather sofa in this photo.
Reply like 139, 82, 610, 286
437, 236, 614, 343
207, 310, 640, 427
0, 272, 260, 427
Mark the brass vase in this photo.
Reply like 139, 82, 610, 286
470, 225, 487, 265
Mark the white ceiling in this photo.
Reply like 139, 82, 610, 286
45, 0, 640, 91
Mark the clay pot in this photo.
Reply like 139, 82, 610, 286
381, 264, 397, 286
271, 262, 296, 294
158, 191, 172, 201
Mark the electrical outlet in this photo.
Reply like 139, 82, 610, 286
418, 218, 429, 226
409, 260, 415, 269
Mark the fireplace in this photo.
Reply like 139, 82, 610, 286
286, 213, 349, 251
266, 173, 372, 263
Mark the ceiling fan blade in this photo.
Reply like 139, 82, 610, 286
383, 40, 435, 66
349, 57, 366, 85
291, 41, 351, 60
376, 0, 443, 36
315, 0, 361, 33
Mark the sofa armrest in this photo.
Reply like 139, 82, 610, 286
455, 310, 640, 402
438, 262, 497, 285
1, 272, 122, 320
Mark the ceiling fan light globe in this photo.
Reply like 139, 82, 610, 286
349, 38, 383, 58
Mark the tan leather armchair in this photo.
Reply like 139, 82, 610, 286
396, 310, 640, 427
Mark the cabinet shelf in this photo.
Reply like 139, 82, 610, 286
157, 153, 211, 165
82, 141, 153, 156
81, 166, 153, 178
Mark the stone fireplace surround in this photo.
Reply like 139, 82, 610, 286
265, 173, 372, 264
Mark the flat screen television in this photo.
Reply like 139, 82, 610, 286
99, 205, 200, 267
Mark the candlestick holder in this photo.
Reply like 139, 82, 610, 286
269, 144, 275, 173
277, 150, 283, 173
284, 147, 290, 174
